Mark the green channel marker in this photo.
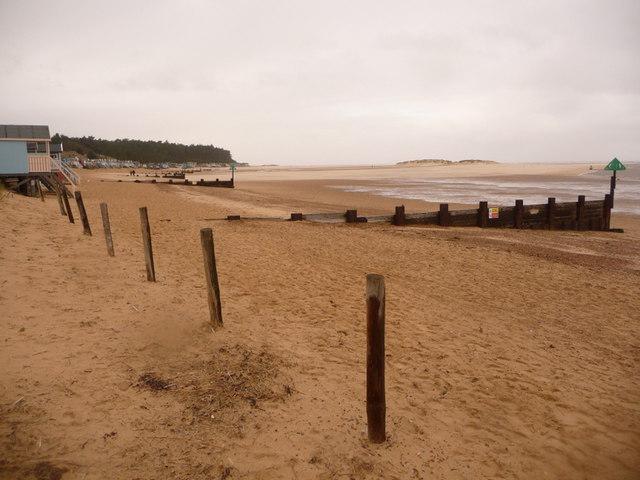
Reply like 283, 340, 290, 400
604, 158, 626, 171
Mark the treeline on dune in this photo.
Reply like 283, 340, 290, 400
51, 134, 233, 164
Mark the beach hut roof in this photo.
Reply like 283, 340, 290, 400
0, 124, 50, 140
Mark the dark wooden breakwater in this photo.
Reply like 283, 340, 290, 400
227, 194, 615, 231
385, 195, 612, 231
107, 178, 234, 188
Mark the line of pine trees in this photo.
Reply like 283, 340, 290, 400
52, 134, 233, 165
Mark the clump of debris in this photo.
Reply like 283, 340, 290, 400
181, 344, 293, 426
133, 343, 293, 435
32, 461, 67, 480
137, 372, 172, 391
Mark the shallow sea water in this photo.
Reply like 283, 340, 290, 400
336, 164, 640, 215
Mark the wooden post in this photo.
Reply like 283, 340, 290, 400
514, 199, 524, 228
290, 213, 304, 221
200, 228, 223, 328
366, 274, 386, 443
55, 184, 66, 216
547, 197, 556, 230
576, 195, 585, 230
610, 171, 616, 207
345, 209, 358, 223
139, 207, 156, 281
100, 203, 115, 257
478, 201, 488, 227
603, 194, 612, 231
37, 180, 45, 202
438, 203, 450, 227
62, 187, 74, 224
74, 191, 92, 235
393, 205, 406, 226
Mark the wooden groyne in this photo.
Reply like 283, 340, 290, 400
225, 195, 615, 231
106, 178, 234, 188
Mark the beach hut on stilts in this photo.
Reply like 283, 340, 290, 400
0, 124, 79, 197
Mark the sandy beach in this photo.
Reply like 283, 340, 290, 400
1, 163, 640, 479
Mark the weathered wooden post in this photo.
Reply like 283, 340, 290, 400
546, 197, 556, 230
514, 199, 524, 228
55, 184, 66, 216
37, 181, 45, 202
605, 158, 626, 208
438, 203, 450, 227
200, 228, 223, 328
393, 205, 406, 226
100, 203, 115, 257
478, 201, 488, 228
345, 209, 358, 223
139, 207, 156, 281
290, 213, 304, 221
62, 187, 74, 224
74, 191, 92, 235
603, 194, 612, 231
576, 195, 585, 230
366, 274, 386, 443
610, 171, 616, 207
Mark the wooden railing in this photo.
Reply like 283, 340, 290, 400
51, 157, 80, 186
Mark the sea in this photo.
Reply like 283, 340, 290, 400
337, 163, 640, 216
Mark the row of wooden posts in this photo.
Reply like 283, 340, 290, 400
52, 186, 224, 329
37, 181, 621, 445
48, 186, 387, 443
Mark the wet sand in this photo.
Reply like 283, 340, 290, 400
1, 165, 639, 479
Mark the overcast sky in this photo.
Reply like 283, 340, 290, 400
1, 0, 639, 165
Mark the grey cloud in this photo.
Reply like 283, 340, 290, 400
0, 0, 638, 164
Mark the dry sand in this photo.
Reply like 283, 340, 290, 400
1, 164, 639, 479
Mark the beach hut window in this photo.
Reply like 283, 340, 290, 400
27, 141, 47, 153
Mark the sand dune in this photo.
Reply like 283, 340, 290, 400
1, 167, 639, 479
